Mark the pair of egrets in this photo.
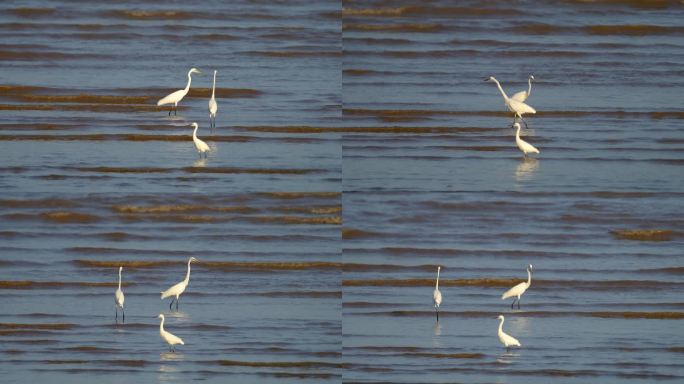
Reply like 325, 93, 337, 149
157, 68, 216, 157
432, 264, 533, 349
485, 76, 540, 157
115, 257, 198, 351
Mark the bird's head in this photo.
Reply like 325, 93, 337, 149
513, 123, 521, 129
157, 314, 164, 320
189, 257, 199, 263
437, 266, 441, 271
189, 68, 202, 75
528, 264, 534, 272
119, 266, 123, 272
191, 122, 198, 129
497, 314, 504, 320
529, 74, 535, 80
484, 76, 496, 82
214, 70, 217, 75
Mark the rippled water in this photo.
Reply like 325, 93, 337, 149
341, 0, 684, 383
1, 0, 340, 383
2, 0, 684, 383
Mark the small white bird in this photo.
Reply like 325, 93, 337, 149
157, 67, 201, 116
432, 266, 442, 321
497, 314, 521, 350
161, 257, 198, 310
208, 70, 218, 130
502, 264, 533, 309
511, 75, 535, 102
514, 123, 540, 157
191, 123, 210, 158
485, 76, 536, 128
157, 314, 184, 352
115, 266, 125, 322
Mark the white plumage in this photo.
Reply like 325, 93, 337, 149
497, 315, 521, 349
432, 266, 442, 321
191, 123, 210, 158
511, 74, 535, 102
157, 68, 201, 115
208, 70, 218, 130
158, 314, 184, 351
485, 76, 536, 127
161, 257, 198, 310
514, 123, 540, 156
114, 266, 125, 322
502, 264, 533, 309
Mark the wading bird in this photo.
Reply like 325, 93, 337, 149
208, 70, 218, 130
502, 264, 533, 309
497, 315, 521, 350
191, 122, 210, 158
115, 266, 125, 322
433, 266, 442, 321
157, 68, 201, 115
161, 257, 198, 310
157, 314, 184, 352
485, 76, 536, 128
511, 75, 535, 102
514, 123, 540, 156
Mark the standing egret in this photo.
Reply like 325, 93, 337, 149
485, 76, 536, 128
502, 264, 533, 309
157, 314, 184, 352
161, 257, 198, 310
191, 123, 210, 158
114, 266, 125, 322
497, 315, 521, 350
511, 75, 535, 102
433, 266, 442, 321
157, 68, 201, 115
514, 123, 540, 157
208, 70, 218, 130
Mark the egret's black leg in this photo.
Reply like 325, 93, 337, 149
175, 298, 179, 310
436, 308, 439, 322
521, 116, 530, 129
115, 308, 118, 321
511, 299, 516, 309
169, 299, 174, 310
122, 309, 125, 322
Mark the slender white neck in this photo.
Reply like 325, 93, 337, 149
211, 72, 216, 98
435, 268, 440, 290
118, 269, 122, 290
526, 268, 532, 287
516, 125, 521, 139
159, 316, 165, 331
193, 125, 198, 139
527, 78, 533, 96
184, 260, 192, 283
498, 317, 504, 333
491, 78, 509, 100
184, 70, 193, 92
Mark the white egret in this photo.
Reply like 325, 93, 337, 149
497, 315, 521, 350
161, 257, 198, 310
485, 76, 536, 127
432, 266, 442, 321
514, 123, 540, 157
208, 70, 218, 130
114, 266, 125, 322
157, 314, 184, 352
191, 123, 210, 158
502, 264, 533, 309
157, 68, 201, 115
511, 75, 535, 102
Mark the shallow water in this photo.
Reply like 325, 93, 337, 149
341, 0, 684, 383
1, 0, 340, 383
2, 0, 684, 383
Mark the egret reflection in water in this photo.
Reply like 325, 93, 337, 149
515, 157, 539, 181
